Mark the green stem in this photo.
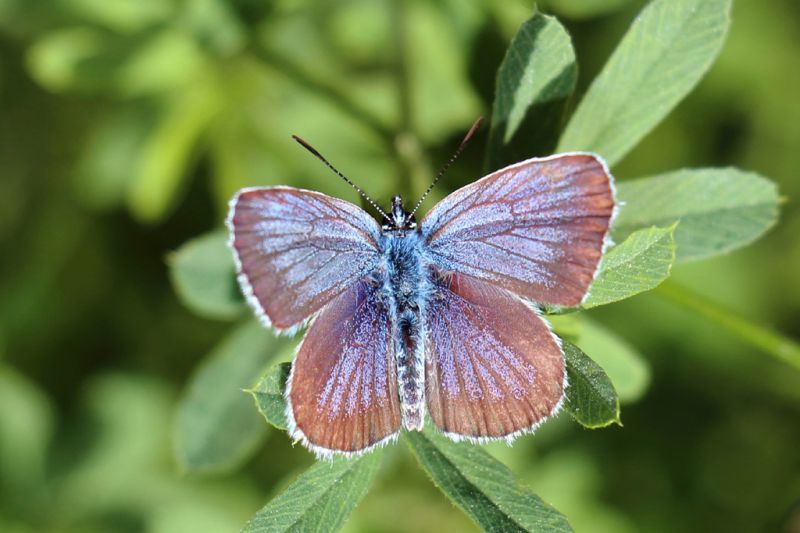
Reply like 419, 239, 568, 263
249, 46, 395, 148
390, 0, 414, 197
655, 281, 800, 371
389, 0, 434, 201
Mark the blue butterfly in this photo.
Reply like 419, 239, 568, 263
227, 120, 615, 458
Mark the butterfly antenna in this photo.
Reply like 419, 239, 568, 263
292, 135, 392, 223
408, 116, 483, 219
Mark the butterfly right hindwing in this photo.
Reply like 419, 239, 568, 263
424, 272, 565, 440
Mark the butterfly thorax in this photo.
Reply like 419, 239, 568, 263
379, 229, 429, 431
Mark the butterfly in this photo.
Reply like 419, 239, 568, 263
227, 119, 616, 458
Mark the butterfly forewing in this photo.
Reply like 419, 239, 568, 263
288, 278, 402, 455
227, 187, 382, 330
421, 154, 615, 307
425, 272, 565, 439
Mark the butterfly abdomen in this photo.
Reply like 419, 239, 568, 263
381, 231, 428, 431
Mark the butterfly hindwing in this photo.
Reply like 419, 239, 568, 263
227, 187, 382, 331
424, 272, 565, 440
287, 277, 402, 456
421, 154, 615, 307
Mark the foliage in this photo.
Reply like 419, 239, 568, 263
1, 0, 798, 532
162, 0, 784, 529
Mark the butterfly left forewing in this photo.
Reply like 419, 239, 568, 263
424, 272, 565, 441
288, 277, 402, 456
228, 186, 382, 332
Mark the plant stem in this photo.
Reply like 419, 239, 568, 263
250, 46, 395, 149
655, 281, 800, 371
390, 0, 414, 197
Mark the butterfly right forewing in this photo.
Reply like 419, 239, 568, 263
421, 153, 615, 307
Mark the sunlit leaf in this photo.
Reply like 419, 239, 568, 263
583, 225, 676, 308
115, 29, 205, 96
575, 319, 651, 403
26, 27, 107, 92
175, 321, 278, 473
56, 374, 261, 527
26, 28, 203, 96
563, 340, 621, 428
487, 11, 577, 170
184, 0, 246, 56
168, 229, 243, 320
128, 84, 221, 223
73, 103, 158, 211
249, 363, 291, 431
242, 453, 383, 533
558, 0, 732, 165
614, 168, 780, 263
406, 0, 482, 144
406, 428, 572, 532
0, 364, 53, 496
64, 0, 174, 33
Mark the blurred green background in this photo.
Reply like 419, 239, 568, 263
1, 0, 799, 532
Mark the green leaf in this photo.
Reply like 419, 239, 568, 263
0, 364, 53, 496
406, 429, 572, 532
563, 340, 621, 428
242, 453, 383, 533
583, 225, 676, 308
557, 0, 732, 165
575, 319, 651, 403
168, 229, 243, 320
656, 282, 800, 372
405, 1, 482, 144
174, 320, 278, 473
487, 11, 577, 170
64, 0, 173, 33
26, 28, 204, 96
249, 363, 291, 431
127, 84, 221, 223
72, 103, 158, 211
614, 168, 780, 263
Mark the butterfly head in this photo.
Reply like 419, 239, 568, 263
387, 195, 417, 231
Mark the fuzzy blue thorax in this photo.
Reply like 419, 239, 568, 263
378, 219, 430, 430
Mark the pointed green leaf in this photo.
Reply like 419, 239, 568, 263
563, 340, 621, 428
405, 429, 572, 532
249, 363, 291, 431
614, 168, 780, 263
583, 225, 676, 308
558, 0, 732, 165
174, 320, 278, 473
575, 319, 651, 403
487, 11, 577, 170
242, 453, 383, 533
168, 229, 244, 320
